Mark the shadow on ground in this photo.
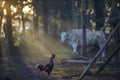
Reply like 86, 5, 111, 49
0, 39, 60, 80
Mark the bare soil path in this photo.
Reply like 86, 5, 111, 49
0, 38, 63, 80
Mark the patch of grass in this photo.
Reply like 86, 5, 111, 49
53, 63, 86, 78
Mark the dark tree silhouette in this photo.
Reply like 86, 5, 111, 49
32, 0, 48, 33
93, 0, 105, 30
42, 0, 48, 33
4, 0, 14, 52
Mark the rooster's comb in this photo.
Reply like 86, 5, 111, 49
51, 53, 56, 58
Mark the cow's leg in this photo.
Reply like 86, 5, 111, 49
72, 43, 78, 54
80, 45, 83, 56
99, 44, 106, 59
77, 44, 82, 56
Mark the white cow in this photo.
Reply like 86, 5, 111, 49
60, 29, 91, 54
79, 31, 106, 58
60, 29, 106, 59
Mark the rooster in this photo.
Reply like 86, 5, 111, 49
36, 53, 56, 75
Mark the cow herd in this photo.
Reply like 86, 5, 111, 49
60, 29, 106, 59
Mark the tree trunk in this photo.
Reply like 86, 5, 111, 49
43, 0, 48, 33
83, 0, 91, 29
72, 0, 78, 28
20, 1, 25, 33
0, 0, 3, 31
81, 0, 87, 56
4, 0, 14, 52
0, 0, 3, 54
33, 13, 40, 40
33, 13, 39, 33
94, 0, 105, 30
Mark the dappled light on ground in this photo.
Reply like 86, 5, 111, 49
20, 29, 72, 62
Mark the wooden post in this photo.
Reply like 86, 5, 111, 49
78, 22, 120, 80
96, 43, 120, 74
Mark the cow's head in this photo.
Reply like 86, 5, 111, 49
60, 32, 68, 43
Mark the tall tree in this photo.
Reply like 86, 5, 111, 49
0, 0, 3, 54
42, 0, 48, 33
33, 13, 39, 34
32, 0, 43, 35
94, 0, 105, 30
72, 0, 78, 28
32, 0, 49, 33
81, 0, 87, 56
109, 0, 120, 27
0, 0, 3, 30
4, 0, 14, 52
20, 0, 25, 33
